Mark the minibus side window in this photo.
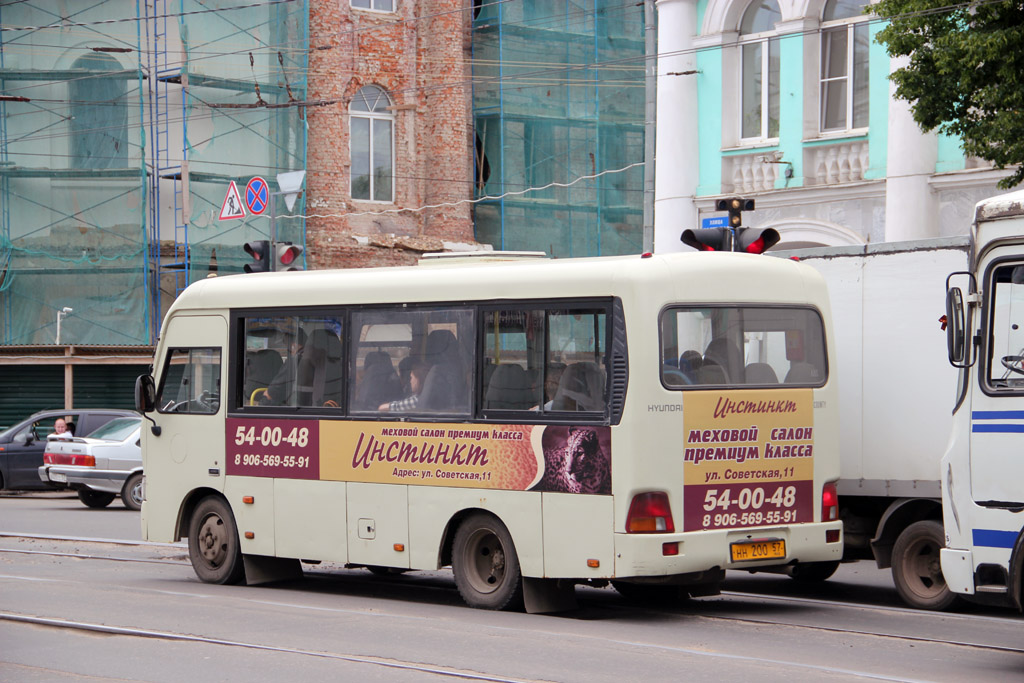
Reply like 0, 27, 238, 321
350, 307, 474, 416
240, 314, 344, 409
157, 348, 221, 414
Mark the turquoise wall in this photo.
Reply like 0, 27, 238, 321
775, 32, 803, 189
696, 45, 723, 196
865, 22, 888, 180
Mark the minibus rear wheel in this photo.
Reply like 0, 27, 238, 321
452, 513, 524, 610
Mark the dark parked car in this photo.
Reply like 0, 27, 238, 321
0, 409, 138, 491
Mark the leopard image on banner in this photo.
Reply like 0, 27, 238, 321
531, 425, 611, 495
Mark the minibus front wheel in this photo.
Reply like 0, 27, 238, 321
188, 495, 245, 585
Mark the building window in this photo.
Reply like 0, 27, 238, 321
352, 0, 394, 11
70, 53, 128, 169
820, 0, 870, 133
739, 0, 781, 142
350, 85, 394, 202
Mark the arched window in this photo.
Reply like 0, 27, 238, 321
739, 0, 781, 141
820, 0, 870, 133
70, 53, 128, 169
350, 85, 394, 202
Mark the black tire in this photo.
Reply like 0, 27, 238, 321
188, 496, 245, 585
78, 489, 116, 508
891, 519, 957, 610
611, 581, 687, 604
121, 473, 143, 511
452, 513, 523, 610
785, 561, 840, 583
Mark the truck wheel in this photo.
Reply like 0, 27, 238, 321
121, 473, 143, 511
78, 489, 115, 508
188, 496, 245, 585
891, 520, 957, 610
785, 561, 840, 582
452, 513, 523, 610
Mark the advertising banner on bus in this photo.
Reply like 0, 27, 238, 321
681, 389, 815, 531
226, 418, 611, 495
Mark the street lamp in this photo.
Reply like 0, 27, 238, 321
55, 307, 73, 345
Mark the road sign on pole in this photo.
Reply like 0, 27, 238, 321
245, 177, 269, 215
219, 181, 246, 221
701, 216, 729, 229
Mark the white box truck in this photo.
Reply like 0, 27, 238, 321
774, 237, 970, 609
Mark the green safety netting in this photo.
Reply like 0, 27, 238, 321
472, 1, 647, 257
0, 2, 148, 345
0, 0, 308, 346
179, 0, 308, 282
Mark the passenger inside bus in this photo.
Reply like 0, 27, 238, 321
379, 359, 431, 412
261, 329, 307, 405
354, 350, 402, 410
416, 329, 469, 412
298, 328, 344, 406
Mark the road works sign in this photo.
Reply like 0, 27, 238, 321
219, 180, 246, 221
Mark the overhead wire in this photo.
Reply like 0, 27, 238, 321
0, 0, 1002, 213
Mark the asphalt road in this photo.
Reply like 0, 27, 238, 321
1, 492, 1022, 682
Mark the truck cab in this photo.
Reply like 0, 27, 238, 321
941, 190, 1024, 607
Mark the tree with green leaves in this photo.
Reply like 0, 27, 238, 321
873, 0, 1024, 188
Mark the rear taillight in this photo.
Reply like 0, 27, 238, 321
822, 481, 838, 521
626, 492, 675, 533
44, 451, 95, 467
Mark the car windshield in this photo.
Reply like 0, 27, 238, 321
87, 417, 141, 441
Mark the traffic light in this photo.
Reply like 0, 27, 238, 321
243, 240, 270, 273
734, 227, 780, 254
275, 242, 304, 271
680, 227, 732, 252
716, 196, 755, 229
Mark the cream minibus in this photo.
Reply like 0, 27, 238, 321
135, 250, 843, 612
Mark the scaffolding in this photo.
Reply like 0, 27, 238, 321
472, 1, 647, 258
0, 0, 308, 346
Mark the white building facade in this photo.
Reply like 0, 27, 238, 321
654, 0, 1010, 252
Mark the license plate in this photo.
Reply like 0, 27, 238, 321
730, 539, 785, 562
50, 471, 67, 483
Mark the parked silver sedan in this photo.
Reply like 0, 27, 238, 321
38, 416, 143, 510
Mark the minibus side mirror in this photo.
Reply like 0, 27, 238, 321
135, 374, 156, 413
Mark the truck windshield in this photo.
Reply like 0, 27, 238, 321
660, 306, 827, 388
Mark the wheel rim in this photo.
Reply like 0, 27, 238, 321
129, 480, 143, 507
196, 513, 229, 569
900, 535, 946, 600
461, 527, 506, 595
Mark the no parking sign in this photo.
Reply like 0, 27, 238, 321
245, 177, 269, 216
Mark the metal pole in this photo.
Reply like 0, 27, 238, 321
642, 0, 657, 253
269, 191, 277, 272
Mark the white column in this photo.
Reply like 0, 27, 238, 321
654, 0, 700, 254
885, 55, 939, 241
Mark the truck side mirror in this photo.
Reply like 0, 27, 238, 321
946, 287, 966, 365
135, 374, 156, 413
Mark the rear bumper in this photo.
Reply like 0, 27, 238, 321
614, 520, 843, 578
38, 465, 130, 494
